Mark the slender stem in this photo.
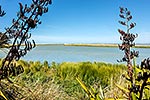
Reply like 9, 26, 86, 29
139, 77, 148, 100
125, 9, 133, 100
1, 4, 37, 68
1, 1, 45, 68
0, 17, 21, 40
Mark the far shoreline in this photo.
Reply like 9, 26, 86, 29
36, 43, 150, 48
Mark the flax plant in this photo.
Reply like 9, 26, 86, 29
0, 0, 52, 99
118, 7, 150, 100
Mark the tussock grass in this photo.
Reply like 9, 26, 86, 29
0, 59, 127, 99
0, 60, 126, 100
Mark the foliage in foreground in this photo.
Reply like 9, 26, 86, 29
117, 7, 150, 100
0, 59, 126, 99
77, 7, 150, 100
0, 0, 52, 99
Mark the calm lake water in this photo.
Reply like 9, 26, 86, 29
0, 45, 150, 64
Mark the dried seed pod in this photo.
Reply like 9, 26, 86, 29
49, 0, 52, 4
32, 0, 38, 4
119, 21, 126, 26
38, 6, 43, 16
141, 58, 150, 70
19, 3, 25, 18
131, 84, 140, 94
26, 7, 32, 13
136, 72, 142, 81
127, 15, 132, 21
44, 7, 48, 13
24, 33, 31, 39
32, 40, 36, 48
130, 23, 136, 29
119, 14, 125, 19
1, 0, 52, 84
30, 4, 34, 9
0, 6, 6, 17
118, 29, 126, 35
143, 72, 148, 79
27, 18, 37, 28
126, 11, 131, 15
38, 21, 42, 24
119, 7, 124, 13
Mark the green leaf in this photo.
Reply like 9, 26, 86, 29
133, 58, 142, 76
76, 77, 89, 94
144, 86, 150, 99
99, 84, 104, 100
115, 83, 129, 96
90, 85, 96, 93
133, 57, 136, 68
0, 90, 8, 100
147, 78, 150, 83
76, 77, 94, 98
90, 97, 95, 100
96, 94, 101, 100
131, 92, 138, 100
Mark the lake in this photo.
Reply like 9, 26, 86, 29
0, 45, 150, 64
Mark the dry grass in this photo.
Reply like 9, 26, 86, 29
0, 60, 127, 99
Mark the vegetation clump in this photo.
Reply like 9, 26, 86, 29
2, 60, 125, 99
0, 1, 150, 100
0, 0, 52, 99
117, 7, 150, 100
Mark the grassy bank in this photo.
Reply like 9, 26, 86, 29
64, 43, 118, 47
64, 43, 150, 48
0, 59, 127, 99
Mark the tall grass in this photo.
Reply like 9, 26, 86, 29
0, 59, 126, 99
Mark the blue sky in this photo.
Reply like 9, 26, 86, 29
0, 0, 150, 44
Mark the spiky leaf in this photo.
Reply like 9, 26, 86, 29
115, 83, 129, 94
